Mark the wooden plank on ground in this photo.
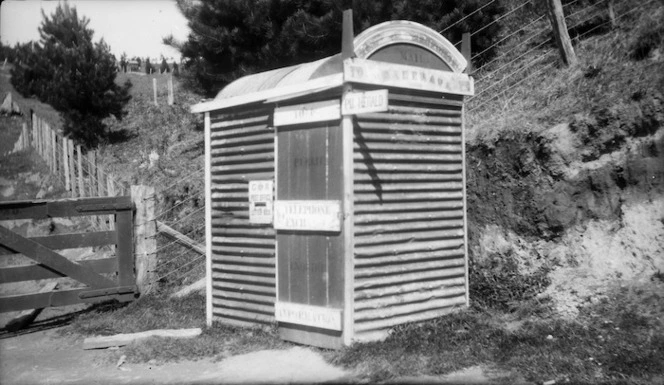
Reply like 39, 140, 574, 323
4, 282, 58, 332
82, 328, 203, 350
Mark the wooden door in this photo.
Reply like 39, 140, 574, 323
275, 121, 345, 348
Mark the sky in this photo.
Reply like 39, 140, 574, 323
0, 0, 191, 60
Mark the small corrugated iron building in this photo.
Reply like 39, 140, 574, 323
192, 20, 474, 349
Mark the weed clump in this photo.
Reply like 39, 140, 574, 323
469, 253, 551, 313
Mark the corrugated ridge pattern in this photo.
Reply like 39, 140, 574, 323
353, 90, 467, 338
210, 106, 276, 326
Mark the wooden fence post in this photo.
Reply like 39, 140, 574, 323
77, 145, 84, 197
97, 166, 107, 229
63, 138, 71, 193
31, 114, 37, 150
132, 185, 157, 294
153, 78, 158, 107
22, 122, 28, 150
35, 117, 41, 157
461, 32, 473, 74
68, 139, 75, 197
107, 174, 116, 230
546, 0, 577, 66
50, 126, 56, 175
168, 76, 174, 106
88, 150, 97, 197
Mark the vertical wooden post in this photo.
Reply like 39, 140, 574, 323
132, 185, 157, 295
168, 76, 174, 106
153, 78, 158, 106
461, 32, 473, 74
22, 122, 28, 150
204, 112, 212, 326
77, 145, 84, 197
115, 207, 135, 287
50, 127, 57, 175
546, 0, 577, 66
31, 114, 37, 149
35, 116, 39, 153
341, 8, 355, 347
67, 139, 75, 196
107, 174, 116, 230
97, 167, 107, 229
107, 174, 116, 197
608, 0, 616, 28
63, 137, 71, 192
88, 151, 97, 197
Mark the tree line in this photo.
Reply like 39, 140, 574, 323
3, 0, 522, 148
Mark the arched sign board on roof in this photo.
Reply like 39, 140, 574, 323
354, 20, 467, 73
193, 18, 474, 350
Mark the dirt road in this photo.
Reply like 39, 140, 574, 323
0, 326, 352, 384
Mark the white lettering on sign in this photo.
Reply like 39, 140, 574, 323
274, 200, 341, 232
275, 302, 342, 331
249, 180, 273, 224
273, 100, 341, 126
344, 58, 474, 96
342, 89, 389, 115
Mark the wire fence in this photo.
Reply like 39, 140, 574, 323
463, 0, 649, 113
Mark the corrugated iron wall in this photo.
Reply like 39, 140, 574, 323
209, 105, 276, 327
352, 90, 468, 341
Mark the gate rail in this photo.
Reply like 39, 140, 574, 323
0, 196, 137, 313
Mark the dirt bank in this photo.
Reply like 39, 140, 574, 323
466, 88, 664, 316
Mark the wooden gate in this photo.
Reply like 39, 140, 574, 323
0, 196, 137, 313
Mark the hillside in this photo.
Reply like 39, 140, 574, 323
1, 1, 663, 382
464, 1, 664, 321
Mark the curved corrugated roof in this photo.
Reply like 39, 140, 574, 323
215, 54, 342, 100
212, 20, 466, 102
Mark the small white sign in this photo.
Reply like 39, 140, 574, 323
249, 180, 273, 224
273, 100, 341, 126
274, 200, 341, 232
342, 89, 389, 115
344, 58, 474, 96
275, 302, 342, 331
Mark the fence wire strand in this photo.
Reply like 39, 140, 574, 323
471, 0, 532, 37
440, 0, 498, 34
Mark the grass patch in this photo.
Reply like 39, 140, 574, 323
331, 301, 664, 384
123, 323, 286, 364
67, 293, 207, 336
66, 293, 287, 364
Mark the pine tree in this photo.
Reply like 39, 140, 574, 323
10, 1, 131, 148
166, 0, 503, 96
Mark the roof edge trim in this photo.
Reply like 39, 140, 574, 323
191, 73, 344, 114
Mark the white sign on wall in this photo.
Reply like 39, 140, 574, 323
344, 58, 474, 96
273, 99, 341, 126
249, 180, 273, 224
273, 200, 341, 232
342, 89, 389, 115
275, 302, 343, 331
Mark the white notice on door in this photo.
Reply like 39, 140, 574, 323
273, 200, 341, 232
275, 302, 342, 331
